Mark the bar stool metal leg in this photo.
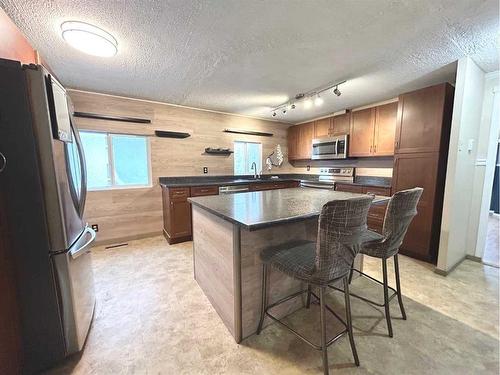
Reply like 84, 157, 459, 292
256, 263, 268, 335
394, 254, 407, 320
305, 284, 312, 308
343, 277, 360, 366
319, 287, 329, 375
382, 258, 393, 338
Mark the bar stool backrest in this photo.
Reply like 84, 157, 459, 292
381, 187, 424, 257
314, 196, 373, 284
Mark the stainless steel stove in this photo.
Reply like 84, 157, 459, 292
300, 167, 354, 190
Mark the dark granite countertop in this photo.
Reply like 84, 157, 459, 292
189, 188, 389, 231
159, 174, 314, 187
159, 174, 392, 188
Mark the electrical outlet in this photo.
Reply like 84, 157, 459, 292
91, 224, 99, 232
203, 167, 208, 174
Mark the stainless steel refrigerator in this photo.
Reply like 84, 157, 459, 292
0, 59, 96, 373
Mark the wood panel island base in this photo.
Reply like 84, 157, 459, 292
189, 189, 388, 343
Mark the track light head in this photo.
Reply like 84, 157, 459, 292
333, 86, 341, 96
282, 108, 287, 114
272, 112, 277, 117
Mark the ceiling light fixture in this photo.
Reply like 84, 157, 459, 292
314, 95, 324, 106
270, 80, 346, 117
61, 21, 118, 57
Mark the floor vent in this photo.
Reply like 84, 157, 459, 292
105, 243, 128, 249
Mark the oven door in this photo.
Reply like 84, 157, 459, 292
300, 181, 335, 190
312, 139, 337, 160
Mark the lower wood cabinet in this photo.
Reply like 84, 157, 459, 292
249, 181, 299, 191
162, 187, 192, 244
162, 181, 299, 244
335, 183, 391, 233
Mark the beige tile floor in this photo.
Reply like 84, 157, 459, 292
46, 236, 499, 375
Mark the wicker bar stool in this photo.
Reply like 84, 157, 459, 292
336, 187, 423, 338
256, 196, 373, 375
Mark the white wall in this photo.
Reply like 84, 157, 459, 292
437, 57, 486, 272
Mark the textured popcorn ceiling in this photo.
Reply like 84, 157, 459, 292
2, 0, 498, 123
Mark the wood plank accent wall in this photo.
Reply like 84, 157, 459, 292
68, 90, 294, 244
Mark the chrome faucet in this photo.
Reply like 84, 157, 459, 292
251, 162, 257, 179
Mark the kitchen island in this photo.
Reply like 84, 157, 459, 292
188, 188, 389, 343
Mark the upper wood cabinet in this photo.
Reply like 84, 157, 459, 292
289, 122, 314, 160
395, 83, 454, 154
312, 112, 351, 139
331, 112, 351, 136
299, 122, 314, 159
373, 102, 398, 156
349, 103, 397, 157
313, 118, 331, 138
349, 108, 376, 157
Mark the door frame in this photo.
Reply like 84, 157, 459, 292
474, 82, 500, 260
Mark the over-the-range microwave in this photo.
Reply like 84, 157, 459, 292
311, 135, 348, 160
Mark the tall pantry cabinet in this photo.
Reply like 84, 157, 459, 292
392, 83, 455, 262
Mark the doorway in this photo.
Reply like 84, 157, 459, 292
482, 141, 500, 267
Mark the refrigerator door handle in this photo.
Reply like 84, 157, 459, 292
0, 151, 6, 173
70, 227, 96, 259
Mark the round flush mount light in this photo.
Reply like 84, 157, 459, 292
61, 21, 118, 57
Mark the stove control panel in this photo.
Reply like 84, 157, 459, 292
319, 167, 354, 177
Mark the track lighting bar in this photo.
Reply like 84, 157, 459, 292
271, 80, 347, 115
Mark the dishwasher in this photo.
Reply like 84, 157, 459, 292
219, 185, 250, 194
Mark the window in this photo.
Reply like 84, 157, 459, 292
80, 131, 151, 190
234, 141, 262, 175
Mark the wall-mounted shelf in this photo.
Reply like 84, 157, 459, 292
223, 128, 273, 137
155, 130, 191, 138
73, 112, 151, 124
204, 147, 233, 155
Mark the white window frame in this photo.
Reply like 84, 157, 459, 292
233, 140, 262, 175
80, 130, 152, 191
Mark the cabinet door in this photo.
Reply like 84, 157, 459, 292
313, 118, 331, 138
170, 200, 192, 238
349, 108, 375, 157
392, 152, 439, 261
287, 125, 299, 160
298, 122, 314, 159
190, 185, 219, 197
335, 183, 363, 193
331, 112, 351, 136
395, 84, 447, 154
374, 102, 397, 156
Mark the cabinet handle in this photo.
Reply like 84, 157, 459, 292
369, 145, 372, 153
0, 152, 5, 173
395, 141, 399, 149
374, 144, 377, 153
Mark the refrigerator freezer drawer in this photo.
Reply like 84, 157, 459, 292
52, 227, 96, 354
